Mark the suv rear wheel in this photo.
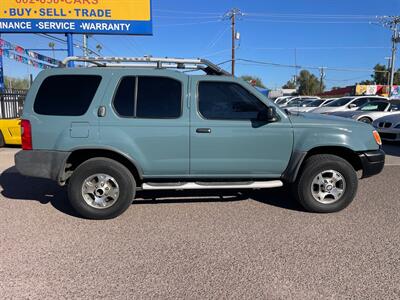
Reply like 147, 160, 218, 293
68, 158, 136, 219
294, 154, 358, 213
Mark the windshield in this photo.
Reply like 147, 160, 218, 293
325, 97, 355, 107
276, 97, 290, 105
358, 101, 388, 112
286, 98, 303, 107
305, 99, 324, 107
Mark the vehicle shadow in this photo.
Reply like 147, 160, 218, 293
135, 188, 305, 212
383, 142, 400, 157
0, 166, 78, 217
0, 166, 305, 217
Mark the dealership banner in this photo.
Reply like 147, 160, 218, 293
0, 0, 152, 35
0, 38, 61, 66
0, 49, 54, 69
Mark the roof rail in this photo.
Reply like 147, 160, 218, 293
61, 56, 231, 76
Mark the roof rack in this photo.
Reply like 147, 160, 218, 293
61, 56, 231, 76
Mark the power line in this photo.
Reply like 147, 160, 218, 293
235, 58, 390, 73
154, 20, 221, 27
244, 19, 371, 24
205, 24, 231, 50
36, 33, 100, 56
243, 46, 389, 51
154, 15, 221, 20
244, 12, 379, 19
153, 9, 222, 15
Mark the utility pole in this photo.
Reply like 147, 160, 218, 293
376, 16, 400, 97
319, 67, 325, 93
389, 23, 399, 95
294, 48, 298, 87
224, 8, 243, 76
385, 56, 392, 86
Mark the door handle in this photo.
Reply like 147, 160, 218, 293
97, 106, 106, 117
196, 128, 211, 134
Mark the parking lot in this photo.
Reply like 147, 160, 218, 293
0, 145, 399, 299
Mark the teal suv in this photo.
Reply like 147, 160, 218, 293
15, 57, 385, 219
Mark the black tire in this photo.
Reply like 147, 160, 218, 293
358, 117, 372, 124
0, 131, 5, 148
68, 157, 136, 219
293, 154, 358, 213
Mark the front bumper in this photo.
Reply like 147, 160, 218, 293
358, 149, 385, 179
15, 150, 70, 181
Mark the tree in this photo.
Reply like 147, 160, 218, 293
282, 80, 296, 89
297, 70, 324, 95
240, 75, 266, 88
96, 44, 103, 54
359, 64, 400, 85
4, 76, 30, 90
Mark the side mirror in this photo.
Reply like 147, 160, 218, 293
257, 107, 278, 122
348, 103, 357, 109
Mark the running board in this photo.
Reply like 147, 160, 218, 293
142, 180, 283, 190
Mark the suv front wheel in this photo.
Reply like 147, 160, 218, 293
68, 158, 136, 219
294, 154, 358, 213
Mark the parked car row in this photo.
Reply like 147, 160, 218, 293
272, 95, 400, 143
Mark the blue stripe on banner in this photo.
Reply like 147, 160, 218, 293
0, 19, 153, 35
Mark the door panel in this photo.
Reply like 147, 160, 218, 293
190, 78, 293, 177
99, 70, 190, 176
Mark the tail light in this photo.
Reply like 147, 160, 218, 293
21, 119, 32, 150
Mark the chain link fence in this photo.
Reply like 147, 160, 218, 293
0, 89, 27, 119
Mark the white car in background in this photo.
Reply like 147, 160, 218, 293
286, 98, 336, 113
373, 113, 400, 142
311, 96, 387, 114
327, 100, 400, 124
274, 96, 293, 105
279, 96, 320, 108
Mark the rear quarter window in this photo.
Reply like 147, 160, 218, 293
34, 75, 102, 116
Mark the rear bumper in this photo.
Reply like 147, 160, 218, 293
358, 149, 385, 179
15, 150, 70, 181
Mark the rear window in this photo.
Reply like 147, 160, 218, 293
34, 75, 102, 116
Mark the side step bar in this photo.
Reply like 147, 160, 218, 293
142, 180, 283, 190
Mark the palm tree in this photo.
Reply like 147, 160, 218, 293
48, 42, 55, 59
96, 44, 102, 54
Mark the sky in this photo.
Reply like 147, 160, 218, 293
1, 0, 400, 90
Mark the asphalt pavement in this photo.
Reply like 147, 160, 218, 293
0, 146, 399, 299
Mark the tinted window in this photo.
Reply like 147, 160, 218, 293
326, 97, 354, 107
306, 100, 324, 107
352, 98, 370, 107
358, 101, 389, 111
34, 75, 101, 116
112, 76, 182, 118
199, 82, 266, 120
113, 77, 136, 117
136, 77, 181, 118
